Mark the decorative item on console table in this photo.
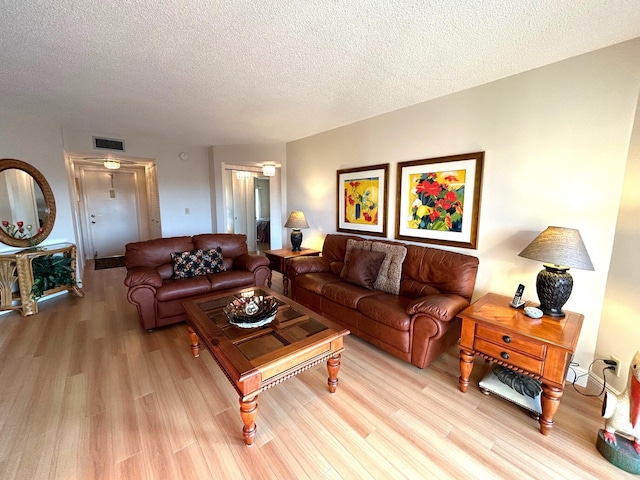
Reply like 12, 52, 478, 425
458, 293, 583, 435
0, 243, 84, 316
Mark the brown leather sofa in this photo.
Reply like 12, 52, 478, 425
288, 234, 479, 368
124, 234, 270, 330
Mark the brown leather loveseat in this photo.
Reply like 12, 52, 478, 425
124, 234, 270, 330
288, 234, 479, 368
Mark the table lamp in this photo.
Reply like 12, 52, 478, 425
284, 211, 309, 251
518, 226, 594, 317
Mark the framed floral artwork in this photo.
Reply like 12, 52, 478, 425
337, 164, 389, 237
395, 152, 484, 249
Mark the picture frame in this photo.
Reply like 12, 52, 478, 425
337, 163, 389, 237
395, 152, 484, 249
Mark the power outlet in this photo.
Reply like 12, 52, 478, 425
611, 355, 621, 377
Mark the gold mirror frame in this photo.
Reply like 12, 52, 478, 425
0, 159, 56, 248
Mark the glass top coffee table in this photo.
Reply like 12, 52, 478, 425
182, 286, 350, 446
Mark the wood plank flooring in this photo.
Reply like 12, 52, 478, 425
0, 264, 633, 479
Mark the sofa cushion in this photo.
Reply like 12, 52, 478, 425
295, 272, 343, 295
207, 270, 255, 290
357, 294, 413, 331
339, 239, 373, 278
322, 281, 382, 309
342, 249, 386, 290
156, 276, 212, 301
372, 242, 407, 295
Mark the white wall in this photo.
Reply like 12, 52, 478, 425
596, 93, 640, 392
62, 127, 213, 238
0, 110, 76, 248
287, 38, 640, 371
211, 143, 286, 248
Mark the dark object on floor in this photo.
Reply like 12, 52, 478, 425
95, 256, 126, 270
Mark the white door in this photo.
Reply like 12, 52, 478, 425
82, 169, 140, 257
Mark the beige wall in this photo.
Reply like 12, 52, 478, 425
287, 38, 640, 373
597, 93, 640, 392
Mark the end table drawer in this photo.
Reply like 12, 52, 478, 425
476, 325, 545, 358
474, 338, 544, 376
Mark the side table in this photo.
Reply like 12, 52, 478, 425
264, 248, 320, 295
458, 292, 583, 435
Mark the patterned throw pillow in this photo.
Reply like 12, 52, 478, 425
171, 247, 226, 279
201, 247, 226, 274
372, 242, 407, 294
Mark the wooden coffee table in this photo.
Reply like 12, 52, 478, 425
182, 286, 350, 446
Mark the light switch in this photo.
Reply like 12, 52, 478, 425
185, 208, 190, 214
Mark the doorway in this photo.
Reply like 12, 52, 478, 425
67, 155, 161, 266
223, 169, 271, 253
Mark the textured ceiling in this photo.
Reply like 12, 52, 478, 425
1, 1, 640, 146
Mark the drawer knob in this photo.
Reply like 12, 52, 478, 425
502, 335, 511, 343
500, 351, 510, 360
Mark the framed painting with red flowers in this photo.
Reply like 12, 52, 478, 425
337, 164, 389, 237
395, 152, 484, 249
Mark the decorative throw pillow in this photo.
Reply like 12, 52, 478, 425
171, 247, 227, 279
201, 247, 227, 274
372, 243, 407, 294
342, 249, 386, 290
171, 249, 207, 279
340, 239, 373, 278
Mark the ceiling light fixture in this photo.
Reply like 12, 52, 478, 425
262, 163, 276, 176
235, 170, 251, 180
103, 160, 121, 170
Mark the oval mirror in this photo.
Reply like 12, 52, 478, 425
0, 159, 56, 248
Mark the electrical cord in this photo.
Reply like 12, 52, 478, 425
569, 359, 614, 397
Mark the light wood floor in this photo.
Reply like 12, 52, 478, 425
0, 264, 633, 479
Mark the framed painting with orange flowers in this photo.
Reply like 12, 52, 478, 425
337, 164, 389, 237
395, 152, 484, 249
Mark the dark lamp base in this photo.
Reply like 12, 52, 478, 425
536, 265, 572, 318
290, 229, 303, 251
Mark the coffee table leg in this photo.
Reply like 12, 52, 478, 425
327, 354, 341, 393
187, 326, 200, 358
239, 396, 258, 446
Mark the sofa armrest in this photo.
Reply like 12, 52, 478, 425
406, 294, 469, 322
288, 256, 331, 276
233, 253, 270, 272
124, 266, 163, 289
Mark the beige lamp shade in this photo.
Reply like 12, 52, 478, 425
518, 226, 594, 271
284, 211, 309, 230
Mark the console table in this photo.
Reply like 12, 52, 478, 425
458, 293, 583, 435
0, 242, 84, 316
264, 248, 320, 295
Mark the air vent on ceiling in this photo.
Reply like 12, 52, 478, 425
93, 136, 125, 152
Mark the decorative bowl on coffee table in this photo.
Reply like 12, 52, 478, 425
224, 295, 278, 328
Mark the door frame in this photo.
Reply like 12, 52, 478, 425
65, 153, 160, 274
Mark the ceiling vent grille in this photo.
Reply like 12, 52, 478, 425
93, 136, 125, 152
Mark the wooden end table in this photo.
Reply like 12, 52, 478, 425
183, 286, 349, 446
458, 293, 583, 435
264, 248, 320, 295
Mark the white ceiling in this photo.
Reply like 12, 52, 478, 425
2, 1, 640, 146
